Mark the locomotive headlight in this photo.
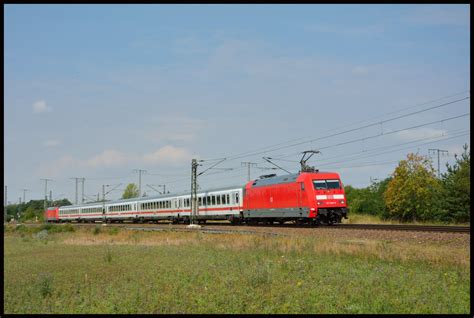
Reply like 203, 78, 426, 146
317, 202, 322, 205
339, 200, 345, 204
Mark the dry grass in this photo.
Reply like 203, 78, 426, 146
342, 213, 471, 226
51, 227, 470, 269
4, 225, 470, 314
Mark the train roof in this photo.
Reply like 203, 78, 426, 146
58, 184, 243, 209
250, 171, 341, 187
251, 173, 299, 187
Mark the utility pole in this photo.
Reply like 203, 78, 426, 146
49, 190, 52, 204
133, 169, 147, 197
81, 178, 85, 203
70, 177, 81, 204
102, 185, 107, 202
241, 162, 258, 182
40, 178, 52, 212
18, 197, 21, 221
190, 159, 199, 226
428, 149, 449, 178
21, 188, 29, 204
188, 158, 225, 228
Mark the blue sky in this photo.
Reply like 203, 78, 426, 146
4, 4, 470, 204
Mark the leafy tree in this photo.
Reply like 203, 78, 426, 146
5, 198, 72, 222
384, 153, 442, 222
20, 206, 44, 222
344, 177, 391, 217
122, 183, 139, 199
439, 144, 470, 223
52, 198, 72, 207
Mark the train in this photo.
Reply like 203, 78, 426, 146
44, 171, 349, 225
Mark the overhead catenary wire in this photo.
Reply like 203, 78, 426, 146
202, 93, 469, 163
272, 126, 470, 164
181, 129, 469, 189
272, 112, 470, 160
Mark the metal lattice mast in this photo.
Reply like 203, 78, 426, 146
190, 159, 198, 225
81, 178, 85, 203
70, 178, 80, 204
133, 169, 147, 197
21, 189, 29, 204
241, 162, 258, 181
40, 178, 52, 212
428, 149, 449, 178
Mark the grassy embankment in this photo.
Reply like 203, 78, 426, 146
4, 224, 470, 314
341, 213, 470, 226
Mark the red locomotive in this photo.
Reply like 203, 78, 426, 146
44, 207, 59, 222
242, 171, 348, 225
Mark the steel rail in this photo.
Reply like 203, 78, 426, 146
14, 221, 470, 234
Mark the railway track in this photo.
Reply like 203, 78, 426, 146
12, 222, 470, 234
333, 223, 470, 233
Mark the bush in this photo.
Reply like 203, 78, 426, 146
35, 230, 49, 241
93, 226, 102, 235
107, 227, 119, 235
15, 224, 27, 232
62, 224, 75, 232
37, 273, 54, 298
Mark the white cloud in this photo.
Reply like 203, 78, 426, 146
33, 100, 52, 113
37, 145, 194, 178
143, 145, 193, 165
42, 140, 61, 147
85, 150, 135, 168
37, 154, 81, 177
394, 127, 448, 141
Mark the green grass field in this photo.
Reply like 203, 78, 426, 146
3, 225, 470, 314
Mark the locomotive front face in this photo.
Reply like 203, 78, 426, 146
311, 176, 348, 224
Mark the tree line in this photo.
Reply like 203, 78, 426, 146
4, 198, 72, 222
344, 144, 470, 223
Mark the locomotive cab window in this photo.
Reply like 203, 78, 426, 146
313, 180, 327, 190
326, 180, 341, 189
312, 179, 341, 190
